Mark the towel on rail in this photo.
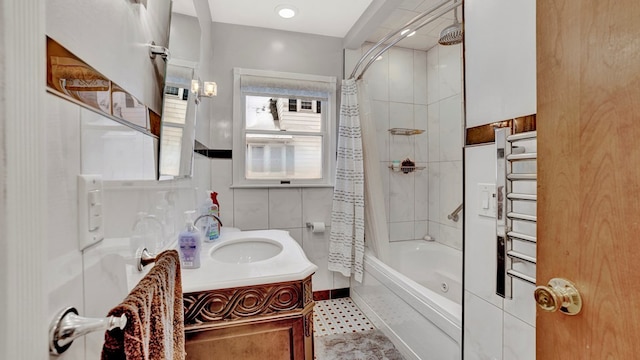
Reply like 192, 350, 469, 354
101, 250, 185, 360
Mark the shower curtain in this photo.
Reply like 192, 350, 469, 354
328, 79, 390, 283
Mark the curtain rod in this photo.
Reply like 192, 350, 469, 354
349, 0, 462, 80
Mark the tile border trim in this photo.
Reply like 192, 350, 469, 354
465, 114, 537, 146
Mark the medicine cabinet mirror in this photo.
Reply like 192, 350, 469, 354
158, 62, 199, 180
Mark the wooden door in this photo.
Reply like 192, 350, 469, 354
537, 0, 640, 358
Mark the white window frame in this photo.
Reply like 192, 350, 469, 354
232, 68, 336, 188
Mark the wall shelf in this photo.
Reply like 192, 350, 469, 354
388, 128, 425, 136
388, 164, 426, 174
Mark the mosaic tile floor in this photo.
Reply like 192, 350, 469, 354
313, 297, 375, 337
313, 298, 405, 360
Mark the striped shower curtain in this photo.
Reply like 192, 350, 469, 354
328, 78, 365, 282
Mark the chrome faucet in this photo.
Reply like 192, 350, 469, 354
194, 213, 223, 228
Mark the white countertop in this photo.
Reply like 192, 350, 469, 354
180, 228, 318, 293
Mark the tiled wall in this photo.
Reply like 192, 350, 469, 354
208, 159, 348, 292
463, 0, 537, 359
344, 43, 463, 251
425, 44, 464, 250
46, 92, 211, 359
44, 7, 212, 359
464, 145, 536, 360
205, 22, 348, 292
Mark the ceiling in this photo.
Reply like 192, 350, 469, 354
171, 0, 462, 51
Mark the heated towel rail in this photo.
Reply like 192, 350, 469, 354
495, 128, 537, 299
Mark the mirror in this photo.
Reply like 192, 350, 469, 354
46, 4, 204, 181
158, 62, 198, 180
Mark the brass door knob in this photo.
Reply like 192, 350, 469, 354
534, 278, 582, 315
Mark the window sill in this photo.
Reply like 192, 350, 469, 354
229, 183, 334, 189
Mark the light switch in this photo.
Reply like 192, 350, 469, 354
481, 190, 490, 209
478, 183, 496, 218
78, 174, 104, 250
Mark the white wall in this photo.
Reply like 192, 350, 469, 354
1, 1, 48, 358
207, 22, 348, 292
465, 0, 536, 127
344, 42, 463, 251
463, 0, 537, 359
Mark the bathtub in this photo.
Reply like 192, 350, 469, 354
351, 240, 462, 360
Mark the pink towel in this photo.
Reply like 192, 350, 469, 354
101, 250, 185, 360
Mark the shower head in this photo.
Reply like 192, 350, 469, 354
438, 5, 463, 46
438, 21, 463, 45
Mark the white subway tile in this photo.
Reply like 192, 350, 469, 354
389, 47, 414, 103
414, 104, 429, 163
414, 167, 429, 221
503, 313, 536, 360
302, 188, 334, 227
464, 291, 504, 360
426, 46, 440, 105
268, 188, 302, 229
439, 94, 464, 162
372, 100, 390, 162
439, 161, 463, 226
427, 103, 440, 163
303, 228, 333, 291
438, 43, 462, 100
413, 50, 428, 105
389, 221, 415, 241
233, 189, 269, 230
428, 162, 441, 223
389, 169, 415, 222
364, 44, 389, 101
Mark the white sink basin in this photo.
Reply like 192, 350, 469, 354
210, 237, 283, 263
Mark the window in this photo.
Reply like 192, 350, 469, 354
233, 68, 336, 187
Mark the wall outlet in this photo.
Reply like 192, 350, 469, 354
78, 174, 104, 250
478, 183, 497, 218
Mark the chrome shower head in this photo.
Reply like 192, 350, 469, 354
438, 3, 463, 46
438, 21, 463, 45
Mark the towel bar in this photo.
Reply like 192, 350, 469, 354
49, 307, 127, 355
136, 247, 157, 271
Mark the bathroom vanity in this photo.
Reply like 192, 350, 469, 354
180, 229, 317, 360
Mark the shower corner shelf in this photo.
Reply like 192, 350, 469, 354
388, 128, 425, 136
388, 164, 426, 174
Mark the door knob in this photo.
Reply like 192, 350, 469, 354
534, 278, 582, 315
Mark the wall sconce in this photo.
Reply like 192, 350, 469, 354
191, 80, 217, 104
203, 82, 217, 97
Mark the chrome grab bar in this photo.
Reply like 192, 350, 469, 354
49, 307, 127, 355
447, 203, 463, 222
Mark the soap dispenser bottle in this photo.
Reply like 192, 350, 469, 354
199, 196, 219, 242
211, 191, 221, 234
178, 210, 201, 269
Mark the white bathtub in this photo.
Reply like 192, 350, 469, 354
351, 240, 462, 360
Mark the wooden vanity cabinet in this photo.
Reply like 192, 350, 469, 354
183, 276, 314, 360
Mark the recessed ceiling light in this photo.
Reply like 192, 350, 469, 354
406, 31, 416, 37
400, 29, 411, 36
275, 5, 297, 19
